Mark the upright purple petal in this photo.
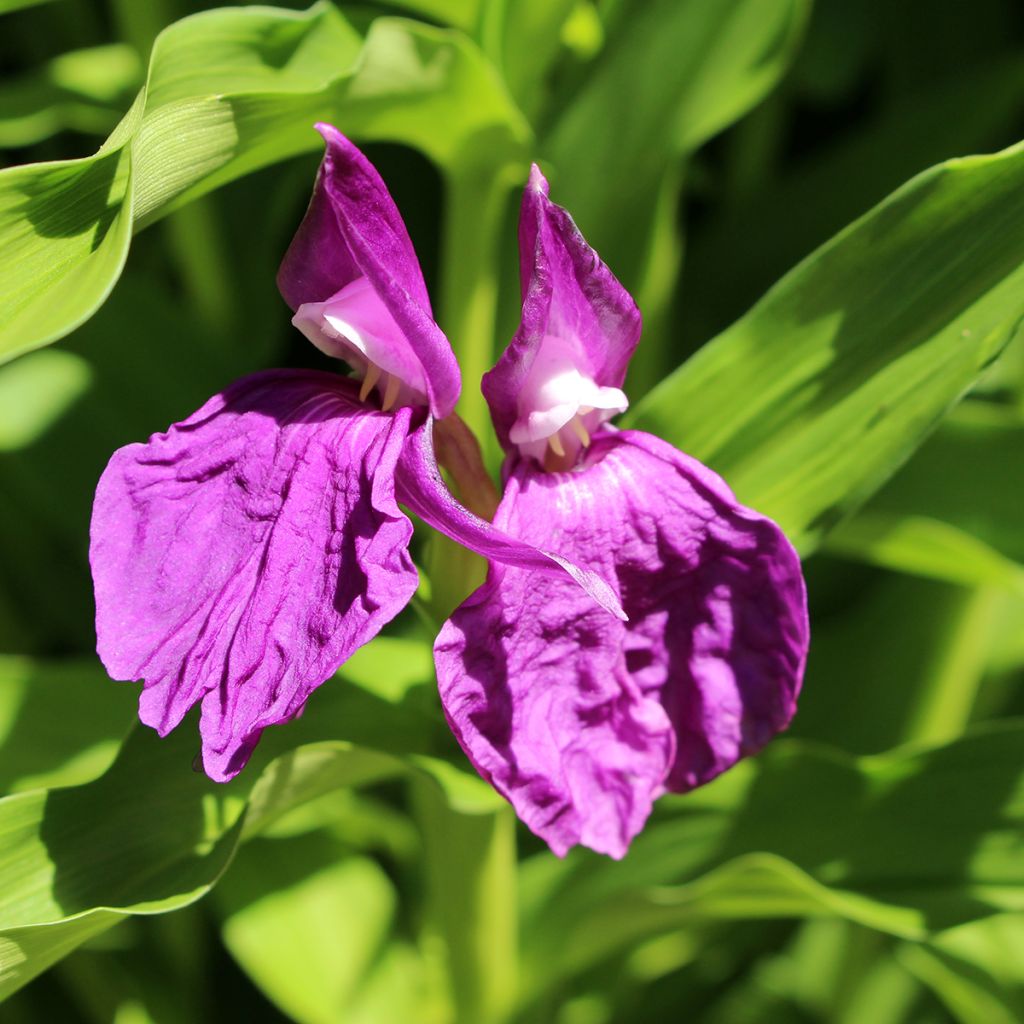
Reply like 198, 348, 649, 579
483, 165, 640, 460
91, 370, 419, 781
434, 431, 808, 857
395, 417, 625, 620
277, 124, 460, 417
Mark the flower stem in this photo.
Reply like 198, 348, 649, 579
412, 778, 518, 1024
439, 161, 511, 442
421, 162, 521, 1024
905, 585, 999, 744
429, 161, 515, 618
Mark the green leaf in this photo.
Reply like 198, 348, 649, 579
519, 723, 1024, 1001
544, 0, 809, 224
0, 638, 492, 1002
216, 836, 403, 1024
897, 941, 1021, 1024
474, 0, 579, 118
0, 350, 91, 453
793, 574, 996, 755
338, 19, 528, 176
128, 3, 364, 228
412, 779, 517, 1024
0, 3, 529, 364
0, 138, 136, 364
846, 405, 1024, 563
0, 912, 123, 999
0, 44, 141, 148
817, 403, 1024, 595
0, 657, 135, 795
824, 513, 1024, 594
628, 141, 1024, 552
542, 0, 809, 385
373, 0, 480, 32
0, 0, 58, 12
926, 912, 1024, 1016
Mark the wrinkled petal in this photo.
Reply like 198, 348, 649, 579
395, 417, 625, 620
91, 369, 418, 781
435, 431, 808, 857
277, 123, 460, 417
483, 164, 640, 459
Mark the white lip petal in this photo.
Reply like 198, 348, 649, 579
292, 277, 429, 408
508, 333, 628, 461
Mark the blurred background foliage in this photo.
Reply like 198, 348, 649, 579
2, 0, 1024, 1022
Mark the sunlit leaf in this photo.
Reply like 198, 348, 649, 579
0, 45, 141, 148
519, 723, 1024, 1001
0, 658, 134, 795
0, 139, 136, 363
824, 513, 1024, 594
629, 142, 1024, 552
216, 837, 401, 1024
0, 0, 58, 12
847, 404, 1024, 563
542, 0, 809, 386
0, 3, 529, 364
0, 351, 91, 453
0, 637, 493, 1001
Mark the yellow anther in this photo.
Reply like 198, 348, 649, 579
569, 416, 591, 448
359, 361, 382, 402
381, 372, 401, 412
548, 431, 566, 457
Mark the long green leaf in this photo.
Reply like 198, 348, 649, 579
0, 140, 135, 364
542, 0, 809, 387
0, 3, 529, 364
628, 141, 1024, 552
0, 637, 496, 1002
824, 513, 1024, 594
519, 722, 1024, 1001
216, 838, 402, 1024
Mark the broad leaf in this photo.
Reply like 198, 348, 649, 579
0, 3, 529, 364
628, 141, 1024, 552
518, 723, 1024, 1001
542, 0, 809, 386
824, 513, 1024, 594
0, 658, 134, 795
216, 837, 404, 1024
0, 635, 495, 1002
0, 140, 135, 363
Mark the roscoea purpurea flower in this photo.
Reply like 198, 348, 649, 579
433, 166, 809, 858
89, 129, 620, 783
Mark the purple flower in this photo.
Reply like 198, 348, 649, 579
90, 128, 620, 782
434, 166, 809, 858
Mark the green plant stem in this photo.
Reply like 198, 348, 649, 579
905, 585, 999, 745
163, 199, 236, 345
412, 779, 518, 1024
418, 160, 519, 1024
429, 160, 514, 618
439, 161, 510, 442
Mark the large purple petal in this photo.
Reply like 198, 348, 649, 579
277, 124, 460, 418
434, 430, 808, 857
482, 165, 641, 455
91, 369, 418, 781
395, 417, 625, 620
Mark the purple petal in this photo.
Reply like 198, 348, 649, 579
90, 369, 418, 781
482, 164, 640, 458
434, 431, 808, 857
277, 124, 460, 418
395, 417, 625, 620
